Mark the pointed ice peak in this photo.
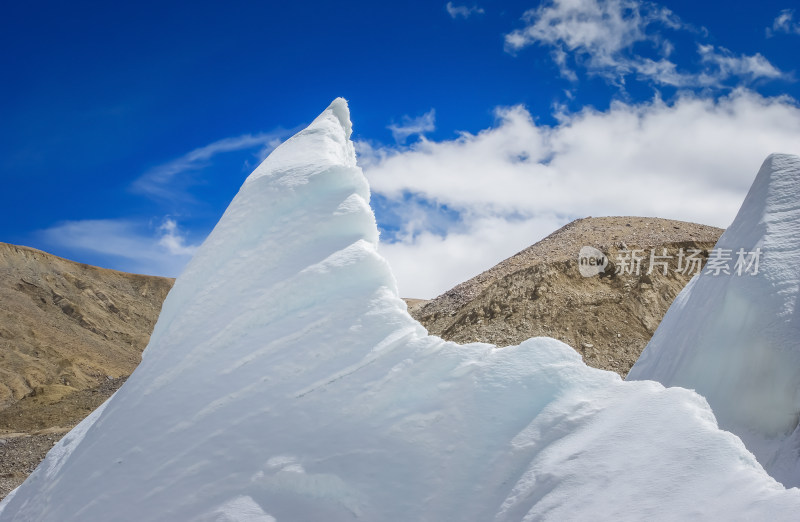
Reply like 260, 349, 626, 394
140, 97, 378, 361
722, 153, 800, 247
247, 97, 358, 187
327, 97, 353, 138
4, 110, 800, 520
628, 152, 800, 486
715, 152, 800, 318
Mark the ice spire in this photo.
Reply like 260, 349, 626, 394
3, 105, 800, 521
628, 153, 800, 486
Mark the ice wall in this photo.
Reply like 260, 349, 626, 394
2, 101, 799, 521
628, 153, 800, 487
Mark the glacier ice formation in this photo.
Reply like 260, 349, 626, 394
2, 100, 800, 521
629, 153, 800, 488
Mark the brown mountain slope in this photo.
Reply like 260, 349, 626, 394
0, 243, 173, 432
409, 216, 723, 377
0, 243, 174, 498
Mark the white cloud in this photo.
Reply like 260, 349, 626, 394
504, 0, 681, 81
387, 109, 436, 144
767, 9, 800, 37
505, 0, 680, 57
504, 0, 786, 87
362, 90, 800, 298
157, 218, 199, 257
38, 217, 199, 277
132, 132, 287, 200
445, 2, 485, 19
697, 45, 786, 84
378, 215, 565, 299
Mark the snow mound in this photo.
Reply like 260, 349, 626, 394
628, 153, 800, 487
2, 101, 800, 520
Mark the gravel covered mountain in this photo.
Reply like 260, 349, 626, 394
409, 216, 723, 377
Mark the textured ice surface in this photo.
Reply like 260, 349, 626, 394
2, 101, 800, 521
629, 153, 800, 487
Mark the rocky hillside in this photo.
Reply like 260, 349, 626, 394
408, 217, 723, 377
0, 243, 173, 498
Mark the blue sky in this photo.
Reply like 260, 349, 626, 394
2, 0, 799, 297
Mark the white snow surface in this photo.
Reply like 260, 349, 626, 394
2, 100, 800, 520
628, 153, 800, 488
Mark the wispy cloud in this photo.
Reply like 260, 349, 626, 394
157, 218, 198, 257
132, 131, 288, 200
34, 125, 297, 276
38, 217, 199, 277
363, 90, 800, 298
767, 9, 800, 37
445, 2, 484, 19
697, 45, 786, 84
504, 0, 787, 88
387, 109, 436, 144
504, 0, 681, 79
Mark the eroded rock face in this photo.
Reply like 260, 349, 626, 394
0, 242, 173, 431
0, 242, 173, 499
410, 216, 723, 377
